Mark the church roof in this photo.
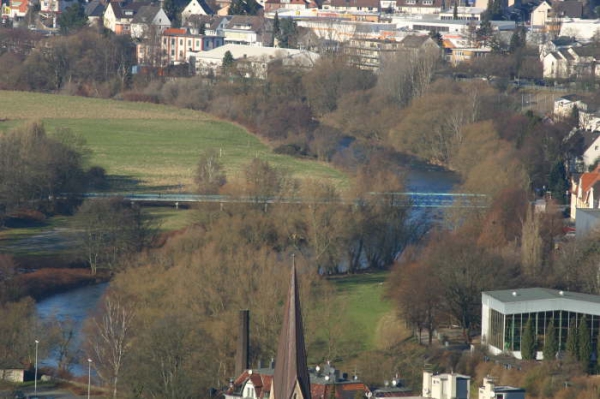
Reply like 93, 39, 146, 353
271, 262, 311, 399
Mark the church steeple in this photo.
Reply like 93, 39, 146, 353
270, 256, 311, 399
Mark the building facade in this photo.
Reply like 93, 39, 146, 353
482, 288, 600, 359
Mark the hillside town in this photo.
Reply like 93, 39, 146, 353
4, 0, 600, 395
2, 0, 600, 78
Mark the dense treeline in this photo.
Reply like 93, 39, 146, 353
0, 27, 133, 95
0, 122, 92, 221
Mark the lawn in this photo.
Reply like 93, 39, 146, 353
329, 271, 393, 354
0, 91, 347, 192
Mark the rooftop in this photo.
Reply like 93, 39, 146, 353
483, 287, 600, 304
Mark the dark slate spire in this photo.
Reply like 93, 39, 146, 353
270, 256, 311, 399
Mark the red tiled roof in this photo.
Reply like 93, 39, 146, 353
163, 27, 187, 35
580, 170, 600, 193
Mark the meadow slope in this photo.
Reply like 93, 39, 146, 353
0, 91, 346, 192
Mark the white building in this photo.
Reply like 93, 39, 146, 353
478, 377, 525, 399
482, 288, 600, 359
194, 43, 319, 77
560, 18, 600, 40
130, 6, 171, 39
530, 1, 552, 30
422, 370, 470, 399
391, 15, 515, 34
181, 0, 213, 24
41, 0, 77, 14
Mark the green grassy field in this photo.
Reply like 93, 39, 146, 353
331, 272, 393, 351
0, 91, 346, 192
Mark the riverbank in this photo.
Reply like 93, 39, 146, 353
14, 261, 110, 302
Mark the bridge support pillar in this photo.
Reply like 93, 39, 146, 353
175, 201, 179, 210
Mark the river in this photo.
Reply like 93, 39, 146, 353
35, 166, 459, 376
36, 283, 108, 376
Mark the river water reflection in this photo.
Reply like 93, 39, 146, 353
35, 166, 460, 376
36, 283, 108, 376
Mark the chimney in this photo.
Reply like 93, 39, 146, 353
235, 309, 250, 377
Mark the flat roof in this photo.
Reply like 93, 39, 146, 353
495, 386, 525, 393
482, 288, 600, 316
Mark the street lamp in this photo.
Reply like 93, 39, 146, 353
34, 339, 39, 395
87, 358, 92, 399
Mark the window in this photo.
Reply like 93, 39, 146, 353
179, 39, 183, 45
188, 39, 191, 47
196, 40, 200, 47
422, 0, 433, 5
406, 0, 416, 4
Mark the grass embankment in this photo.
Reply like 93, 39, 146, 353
0, 91, 347, 193
331, 272, 393, 352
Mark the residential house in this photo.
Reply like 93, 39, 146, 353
85, 0, 106, 26
530, 1, 552, 29
582, 131, 600, 168
474, 0, 516, 11
570, 165, 600, 220
40, 0, 77, 15
478, 377, 525, 399
130, 5, 171, 39
160, 27, 224, 65
443, 34, 491, 65
223, 15, 270, 46
184, 14, 230, 35
542, 45, 600, 80
439, 6, 486, 21
322, 0, 380, 13
264, 0, 308, 12
104, 1, 153, 35
553, 0, 583, 19
181, 0, 213, 24
531, 1, 582, 36
553, 94, 587, 119
422, 370, 470, 399
395, 0, 444, 15
3, 0, 28, 21
345, 37, 403, 70
194, 43, 319, 77
538, 36, 579, 59
225, 364, 372, 399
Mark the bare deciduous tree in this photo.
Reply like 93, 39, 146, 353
85, 290, 136, 399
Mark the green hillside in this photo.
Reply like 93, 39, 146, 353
0, 91, 346, 192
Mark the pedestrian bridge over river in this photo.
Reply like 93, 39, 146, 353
84, 192, 488, 209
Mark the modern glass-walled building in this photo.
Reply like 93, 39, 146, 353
482, 288, 600, 359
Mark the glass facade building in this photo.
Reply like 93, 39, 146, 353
482, 288, 600, 359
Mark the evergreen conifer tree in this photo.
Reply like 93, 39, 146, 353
272, 12, 280, 46
566, 319, 579, 361
543, 320, 558, 361
521, 318, 536, 360
578, 316, 591, 371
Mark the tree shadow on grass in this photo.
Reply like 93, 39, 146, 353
102, 175, 181, 193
